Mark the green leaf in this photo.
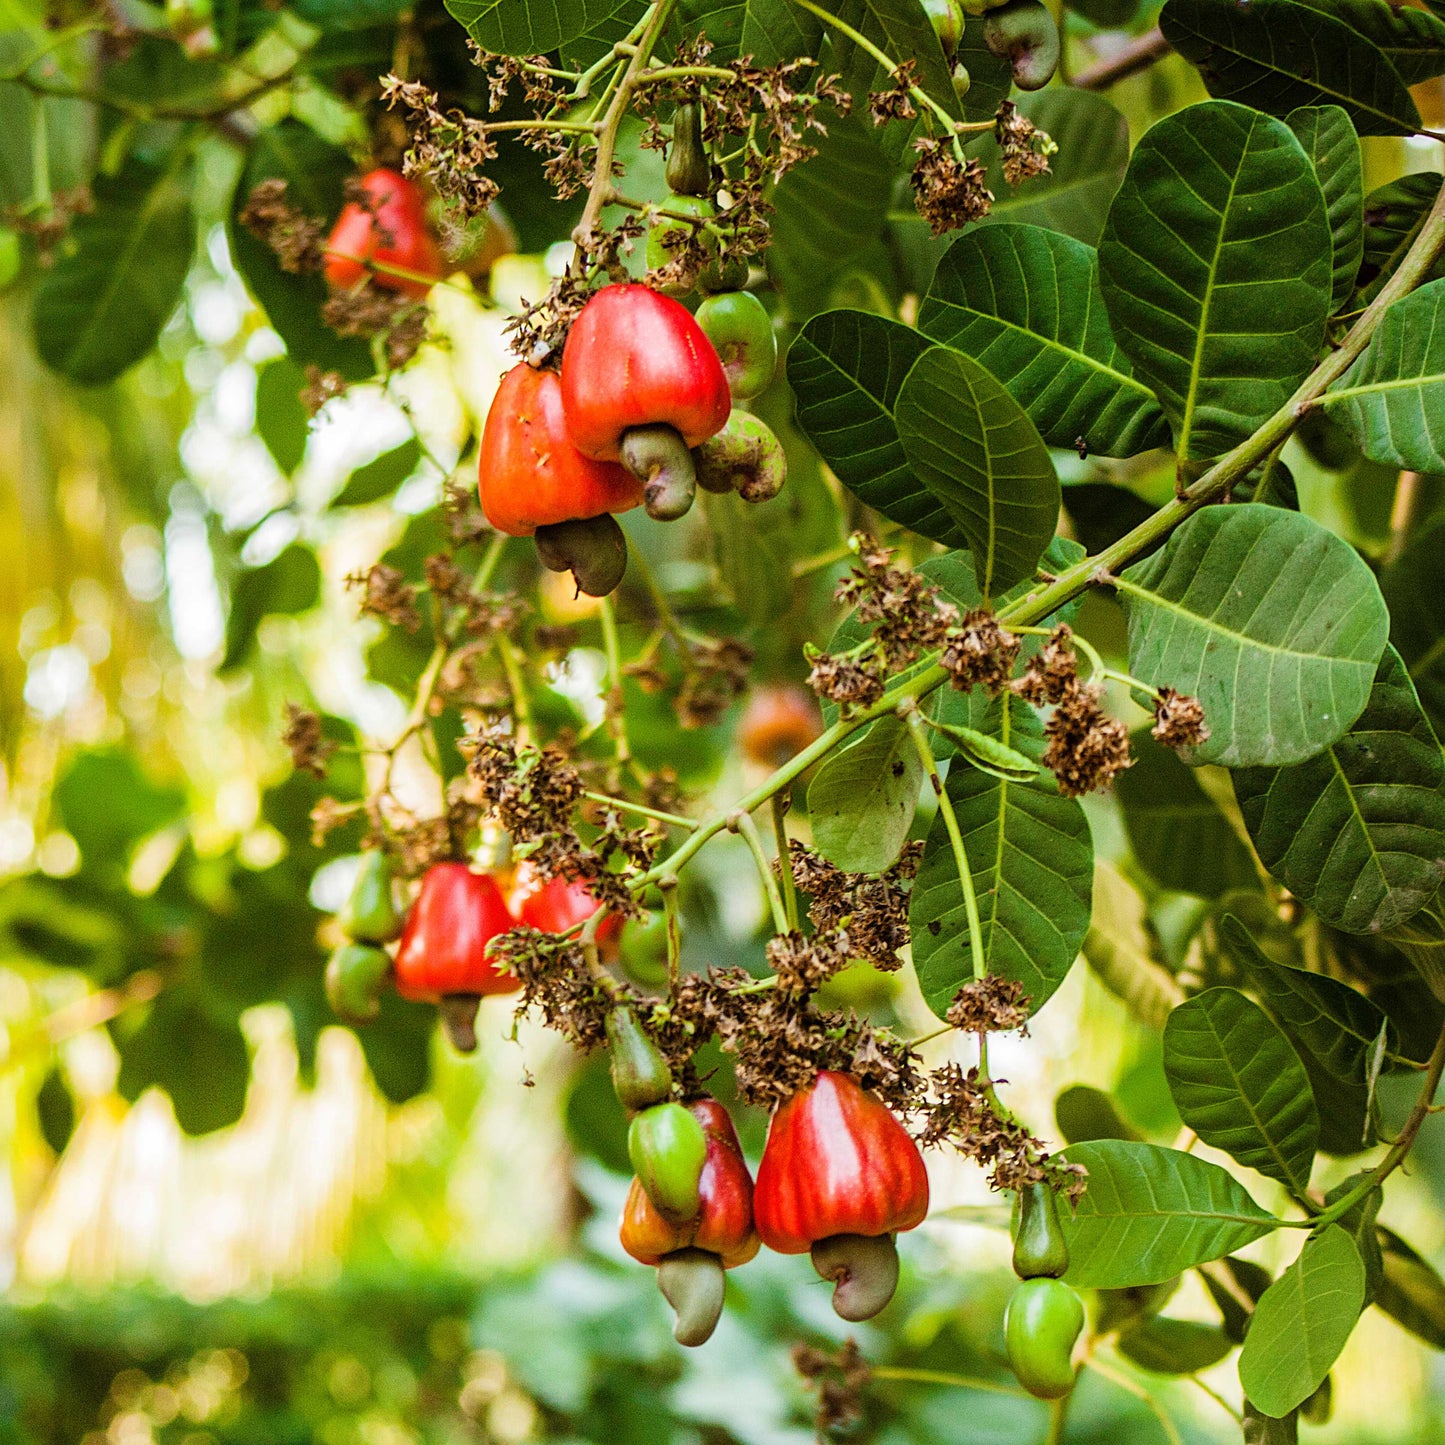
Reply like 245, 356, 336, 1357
1285, 106, 1364, 314
1354, 172, 1444, 310
893, 345, 1059, 597
1233, 645, 1445, 934
1098, 100, 1333, 460
788, 310, 966, 547
1055, 1083, 1144, 1145
1217, 914, 1406, 1078
116, 993, 250, 1136
1163, 986, 1319, 1191
1376, 1225, 1445, 1350
1065, 0, 1139, 23
255, 358, 311, 474
1083, 860, 1184, 1032
332, 438, 422, 508
1058, 1139, 1279, 1289
220, 543, 323, 674
1160, 0, 1422, 137
356, 990, 436, 1104
930, 719, 1038, 782
1238, 1226, 1365, 1418
1292, 0, 1445, 86
228, 120, 373, 379
36, 1065, 76, 1156
1116, 505, 1390, 767
918, 225, 1169, 458
1118, 1317, 1235, 1375
668, 0, 820, 66
1381, 513, 1445, 738
52, 749, 186, 879
821, 0, 962, 129
808, 715, 922, 873
444, 0, 640, 54
1325, 278, 1445, 471
32, 152, 193, 385
1386, 885, 1445, 1002
911, 704, 1092, 1018
1116, 733, 1258, 898
976, 89, 1130, 246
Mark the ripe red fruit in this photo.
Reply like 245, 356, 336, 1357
393, 863, 519, 1051
754, 1070, 929, 1320
560, 284, 731, 521
510, 867, 624, 951
323, 168, 444, 298
620, 1097, 760, 1269
738, 685, 823, 769
479, 364, 643, 538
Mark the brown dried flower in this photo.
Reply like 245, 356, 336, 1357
941, 609, 1022, 694
792, 1339, 871, 1437
281, 704, 334, 777
868, 60, 919, 126
301, 366, 346, 416
349, 563, 422, 632
995, 100, 1056, 188
237, 179, 327, 273
1042, 680, 1133, 797
946, 977, 1031, 1035
1152, 687, 1210, 752
380, 74, 501, 217
910, 138, 992, 236
1011, 624, 1079, 706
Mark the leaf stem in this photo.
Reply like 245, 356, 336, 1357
868, 1365, 1032, 1399
730, 809, 791, 936
583, 790, 697, 829
772, 793, 800, 931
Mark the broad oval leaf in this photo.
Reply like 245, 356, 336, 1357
918, 225, 1169, 458
1118, 1317, 1235, 1375
894, 345, 1060, 597
332, 438, 423, 508
1233, 645, 1445, 934
808, 715, 921, 873
256, 359, 311, 474
1353, 172, 1444, 311
669, 0, 820, 64
1161, 0, 1422, 137
1238, 1226, 1365, 1419
1116, 732, 1259, 899
1292, 0, 1445, 87
1055, 1083, 1144, 1145
33, 153, 194, 385
1116, 505, 1390, 767
1325, 278, 1445, 471
788, 310, 965, 547
1099, 100, 1333, 460
1059, 1139, 1279, 1289
1377, 1225, 1445, 1351
1083, 861, 1185, 1033
822, 0, 963, 132
444, 0, 640, 55
911, 704, 1093, 1019
1163, 986, 1319, 1191
1285, 106, 1364, 314
1381, 513, 1445, 739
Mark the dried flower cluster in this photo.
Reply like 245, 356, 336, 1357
793, 1339, 871, 1436
995, 100, 1056, 187
280, 704, 334, 778
946, 976, 1031, 1035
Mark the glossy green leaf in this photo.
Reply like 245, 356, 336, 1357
1118, 1316, 1235, 1375
1117, 505, 1390, 767
444, 0, 639, 54
332, 438, 422, 508
1386, 886, 1445, 1002
1163, 987, 1319, 1190
1285, 106, 1364, 314
1376, 1226, 1445, 1350
1233, 646, 1445, 934
228, 120, 373, 379
53, 749, 187, 879
1055, 1083, 1143, 1145
808, 716, 921, 873
894, 346, 1059, 597
668, 0, 821, 66
911, 704, 1092, 1019
1293, 0, 1445, 86
255, 358, 311, 474
1160, 0, 1422, 136
33, 153, 194, 385
221, 543, 323, 674
1325, 279, 1445, 471
1099, 100, 1332, 460
788, 310, 966, 547
1217, 914, 1409, 1078
1381, 513, 1445, 739
1083, 860, 1184, 1033
822, 0, 963, 129
1058, 1140, 1279, 1289
1116, 733, 1258, 898
1354, 172, 1443, 310
1238, 1226, 1365, 1418
918, 225, 1169, 458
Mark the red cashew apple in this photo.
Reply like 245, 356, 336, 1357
323, 167, 444, 298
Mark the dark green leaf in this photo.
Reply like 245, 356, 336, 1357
357, 990, 436, 1104
808, 716, 922, 873
1098, 100, 1332, 460
1238, 1226, 1365, 1418
116, 994, 250, 1136
221, 543, 322, 674
918, 225, 1168, 458
1382, 513, 1445, 739
894, 345, 1060, 596
53, 749, 186, 877
36, 1065, 76, 1156
1118, 1316, 1235, 1374
1285, 106, 1364, 314
1233, 645, 1445, 934
669, 0, 821, 67
911, 703, 1093, 1018
1117, 733, 1258, 898
787, 310, 966, 546
1163, 986, 1318, 1191
1354, 172, 1443, 310
33, 153, 193, 385
1244, 1402, 1300, 1444
1058, 1139, 1279, 1289
444, 0, 641, 55
822, 0, 962, 130
332, 438, 422, 508
1292, 0, 1445, 86
1055, 1083, 1143, 1144
1117, 505, 1390, 767
1203, 1253, 1276, 1343
1376, 1225, 1445, 1349
1160, 0, 1422, 136
255, 358, 311, 474
1066, 0, 1140, 24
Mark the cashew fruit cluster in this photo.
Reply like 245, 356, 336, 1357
1004, 1179, 1086, 1399
610, 1035, 930, 1347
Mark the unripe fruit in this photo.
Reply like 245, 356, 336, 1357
695, 290, 777, 400
338, 850, 403, 944
1005, 1278, 1085, 1400
738, 685, 823, 768
666, 102, 712, 198
607, 1006, 673, 1111
629, 1101, 709, 1222
922, 0, 966, 60
982, 0, 1061, 90
619, 910, 670, 987
646, 194, 719, 295
325, 943, 392, 1024
694, 412, 787, 503
1012, 1180, 1070, 1280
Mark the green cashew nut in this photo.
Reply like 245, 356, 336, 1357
325, 943, 392, 1024
1012, 1180, 1070, 1280
606, 1005, 673, 1111
657, 1247, 726, 1346
981, 0, 1061, 90
338, 849, 403, 944
533, 513, 629, 597
1004, 1277, 1085, 1400
666, 102, 712, 198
